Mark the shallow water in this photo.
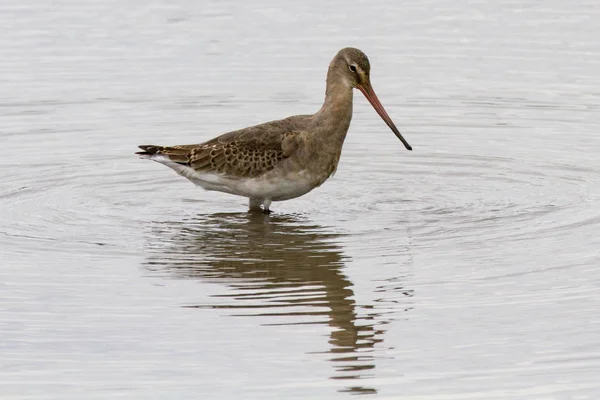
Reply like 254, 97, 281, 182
2, 0, 600, 398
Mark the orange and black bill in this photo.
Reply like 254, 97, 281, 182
358, 83, 412, 151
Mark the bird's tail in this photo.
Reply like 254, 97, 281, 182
136, 145, 190, 164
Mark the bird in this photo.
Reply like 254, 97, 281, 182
136, 47, 412, 213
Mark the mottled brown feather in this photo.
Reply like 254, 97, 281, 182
137, 116, 311, 178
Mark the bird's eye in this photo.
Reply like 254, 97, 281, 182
349, 65, 357, 73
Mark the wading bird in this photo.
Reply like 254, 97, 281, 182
137, 48, 412, 213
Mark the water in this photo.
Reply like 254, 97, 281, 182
2, 0, 600, 398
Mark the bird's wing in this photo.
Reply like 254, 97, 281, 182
137, 118, 306, 178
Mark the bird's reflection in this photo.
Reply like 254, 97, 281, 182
143, 212, 387, 394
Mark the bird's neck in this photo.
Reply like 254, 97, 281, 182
314, 63, 354, 147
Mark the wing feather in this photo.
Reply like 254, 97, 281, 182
136, 116, 310, 178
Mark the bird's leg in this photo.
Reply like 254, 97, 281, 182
262, 199, 272, 214
249, 198, 262, 212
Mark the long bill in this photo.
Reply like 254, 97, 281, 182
358, 83, 412, 151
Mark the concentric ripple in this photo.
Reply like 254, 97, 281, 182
2, 1, 600, 397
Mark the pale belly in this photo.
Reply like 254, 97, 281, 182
153, 155, 334, 202
192, 170, 324, 201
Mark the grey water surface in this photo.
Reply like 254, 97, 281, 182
2, 0, 600, 398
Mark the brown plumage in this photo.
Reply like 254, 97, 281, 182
137, 118, 305, 178
137, 47, 412, 213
